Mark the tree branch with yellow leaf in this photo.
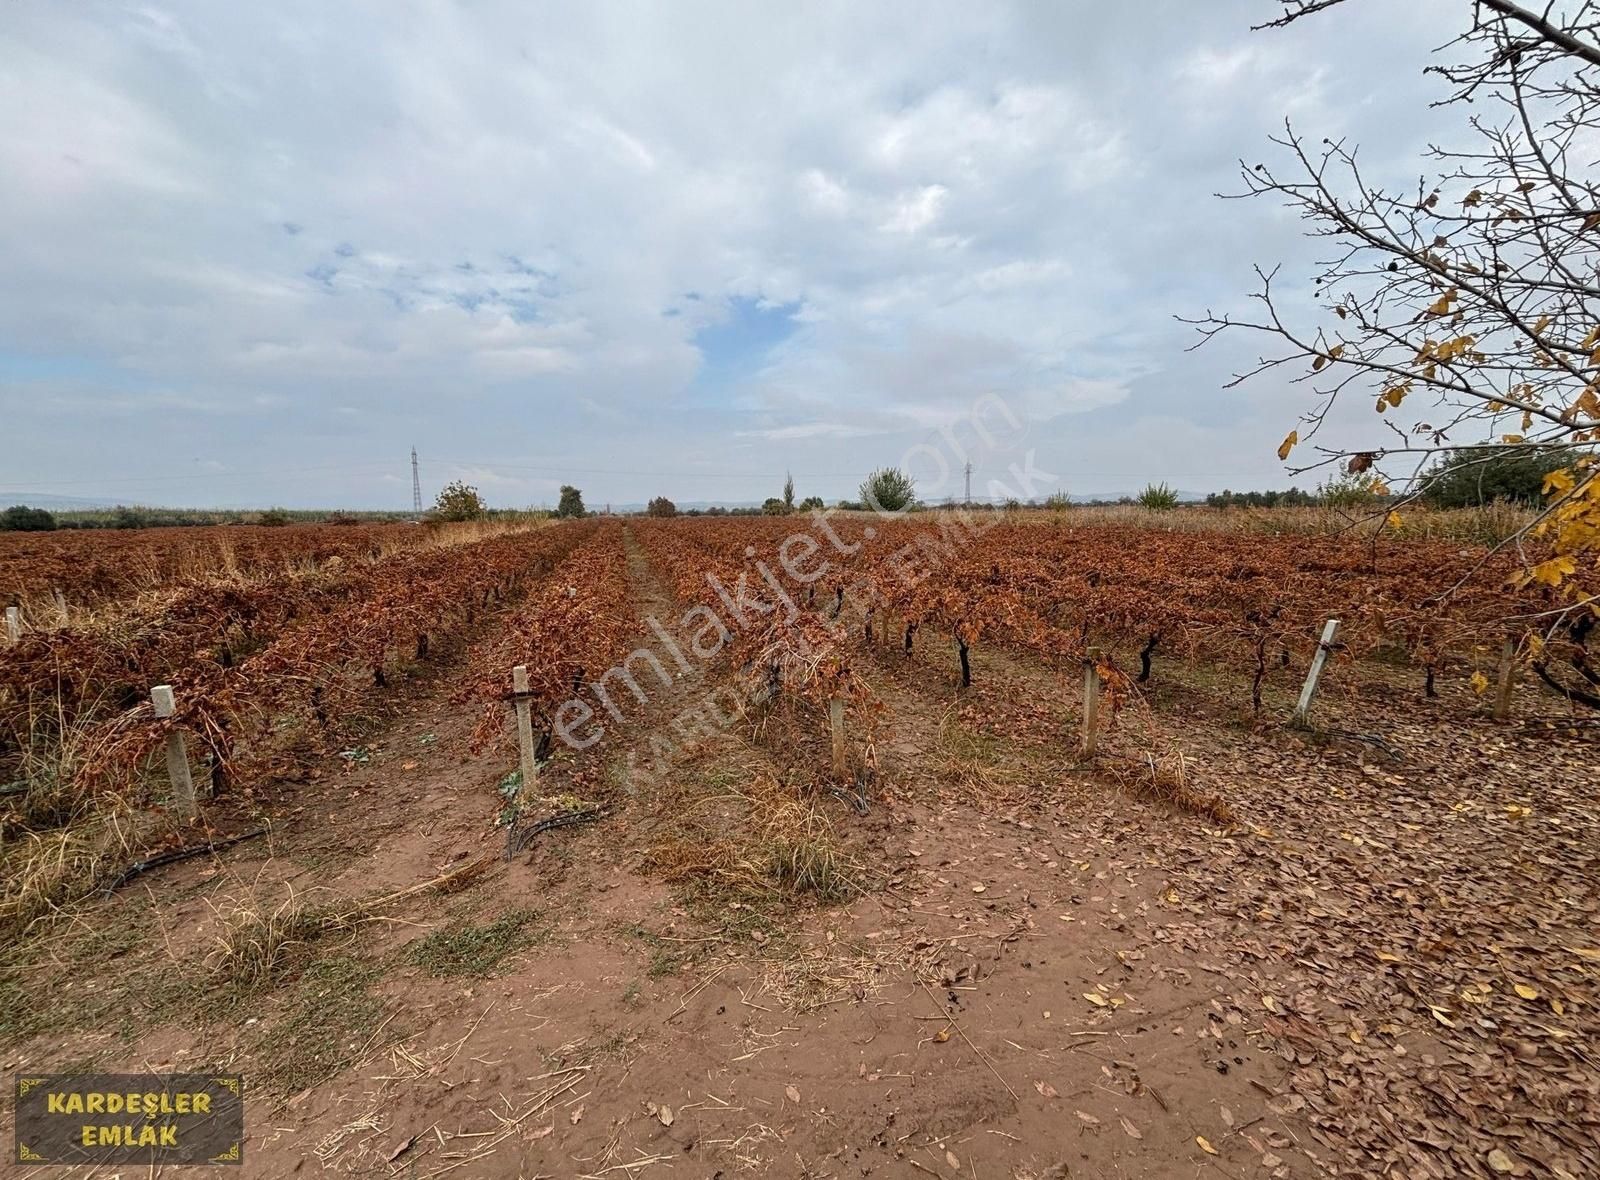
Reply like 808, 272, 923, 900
1187, 0, 1600, 707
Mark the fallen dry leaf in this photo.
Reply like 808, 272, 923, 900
569, 1105, 584, 1125
1034, 1080, 1058, 1098
785, 1085, 801, 1103
1197, 1135, 1218, 1155
946, 1149, 961, 1170
934, 1026, 952, 1043
1083, 992, 1109, 1007
1514, 982, 1540, 1000
1120, 1116, 1143, 1140
1486, 1148, 1516, 1174
657, 1104, 674, 1127
1075, 1110, 1101, 1126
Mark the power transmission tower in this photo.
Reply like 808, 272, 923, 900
964, 461, 972, 507
411, 447, 423, 515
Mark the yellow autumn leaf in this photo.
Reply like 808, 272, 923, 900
1529, 556, 1576, 588
1469, 671, 1490, 695
1083, 992, 1108, 1007
1261, 995, 1280, 1013
1566, 947, 1600, 961
1375, 950, 1404, 963
1514, 983, 1540, 1000
1543, 468, 1576, 496
1428, 1005, 1457, 1028
1425, 289, 1458, 316
1386, 510, 1403, 529
1278, 430, 1298, 461
1196, 1136, 1219, 1156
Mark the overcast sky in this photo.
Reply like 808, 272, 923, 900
0, 0, 1465, 509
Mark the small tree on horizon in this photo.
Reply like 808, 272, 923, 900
646, 496, 677, 517
783, 471, 795, 511
1136, 482, 1179, 511
860, 467, 916, 513
556, 485, 586, 518
433, 480, 486, 522
1318, 470, 1386, 509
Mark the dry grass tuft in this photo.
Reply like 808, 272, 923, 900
205, 855, 493, 989
0, 816, 131, 941
639, 737, 863, 904
758, 793, 861, 901
205, 886, 356, 990
1109, 750, 1236, 825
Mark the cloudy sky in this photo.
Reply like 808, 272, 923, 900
0, 0, 1464, 509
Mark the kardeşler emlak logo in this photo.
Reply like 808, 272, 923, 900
14, 1073, 244, 1166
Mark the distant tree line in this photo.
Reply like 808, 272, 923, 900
1206, 488, 1318, 509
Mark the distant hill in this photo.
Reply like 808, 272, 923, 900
0, 492, 121, 511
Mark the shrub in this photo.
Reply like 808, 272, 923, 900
762, 497, 789, 515
798, 495, 825, 511
1137, 482, 1180, 510
646, 496, 677, 518
860, 467, 916, 513
325, 511, 361, 526
257, 508, 292, 527
1044, 490, 1072, 511
0, 505, 56, 532
433, 481, 485, 522
1318, 470, 1386, 509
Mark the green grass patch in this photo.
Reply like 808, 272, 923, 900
406, 908, 544, 978
254, 955, 385, 1094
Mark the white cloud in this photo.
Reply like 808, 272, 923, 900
0, 0, 1469, 507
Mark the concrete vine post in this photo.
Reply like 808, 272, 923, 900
1293, 619, 1341, 727
1492, 636, 1519, 722
512, 665, 539, 790
1081, 646, 1103, 757
5, 607, 20, 646
150, 684, 197, 820
829, 697, 848, 779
